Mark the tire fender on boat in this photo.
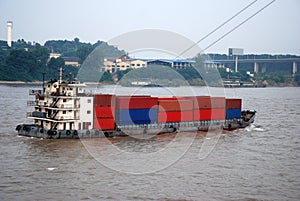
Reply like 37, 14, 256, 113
16, 125, 21, 131
66, 130, 71, 135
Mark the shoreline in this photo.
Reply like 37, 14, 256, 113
0, 81, 43, 85
0, 80, 298, 87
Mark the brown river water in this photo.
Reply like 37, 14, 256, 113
0, 85, 299, 200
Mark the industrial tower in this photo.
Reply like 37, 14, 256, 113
7, 21, 13, 47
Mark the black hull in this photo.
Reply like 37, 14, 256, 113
16, 110, 256, 139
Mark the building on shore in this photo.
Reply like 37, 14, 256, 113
102, 57, 195, 73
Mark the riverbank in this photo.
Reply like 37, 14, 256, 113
0, 81, 43, 85
0, 80, 298, 87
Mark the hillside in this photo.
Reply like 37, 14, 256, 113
0, 38, 299, 86
0, 38, 124, 82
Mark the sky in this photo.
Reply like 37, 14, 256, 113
0, 0, 299, 55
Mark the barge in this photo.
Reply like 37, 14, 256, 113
16, 70, 256, 139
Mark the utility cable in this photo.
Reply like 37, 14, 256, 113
176, 0, 258, 58
200, 0, 276, 54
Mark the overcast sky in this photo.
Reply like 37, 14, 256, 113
0, 0, 299, 55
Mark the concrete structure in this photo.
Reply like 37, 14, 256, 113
130, 59, 147, 69
103, 58, 115, 73
116, 61, 130, 71
213, 58, 300, 76
228, 48, 244, 72
49, 53, 62, 59
254, 62, 259, 73
147, 59, 195, 69
62, 57, 80, 67
293, 61, 298, 77
102, 57, 195, 73
204, 61, 225, 68
7, 21, 13, 47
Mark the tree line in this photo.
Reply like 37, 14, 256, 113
0, 38, 299, 86
0, 38, 123, 82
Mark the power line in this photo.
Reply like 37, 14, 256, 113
176, 0, 258, 58
200, 0, 276, 54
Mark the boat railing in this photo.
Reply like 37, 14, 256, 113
26, 111, 46, 118
29, 89, 42, 95
54, 116, 80, 120
57, 103, 79, 109
27, 100, 36, 106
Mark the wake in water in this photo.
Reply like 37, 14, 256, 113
245, 124, 265, 132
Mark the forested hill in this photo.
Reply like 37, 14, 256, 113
0, 38, 124, 81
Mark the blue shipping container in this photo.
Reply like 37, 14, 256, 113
116, 108, 158, 123
226, 108, 241, 119
117, 120, 153, 126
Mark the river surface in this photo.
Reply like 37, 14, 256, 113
0, 85, 299, 201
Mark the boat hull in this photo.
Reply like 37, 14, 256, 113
16, 117, 255, 139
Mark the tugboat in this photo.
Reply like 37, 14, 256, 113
16, 68, 256, 139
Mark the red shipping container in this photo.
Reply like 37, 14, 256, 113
158, 97, 186, 101
158, 100, 193, 111
94, 106, 115, 118
210, 97, 226, 109
94, 94, 116, 106
116, 96, 158, 109
184, 96, 210, 109
94, 117, 115, 130
186, 96, 225, 109
226, 98, 242, 109
158, 111, 193, 123
193, 108, 225, 121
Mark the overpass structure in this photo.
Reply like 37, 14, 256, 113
211, 58, 300, 76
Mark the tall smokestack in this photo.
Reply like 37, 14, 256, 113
7, 21, 13, 47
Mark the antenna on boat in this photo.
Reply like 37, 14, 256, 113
59, 67, 64, 84
42, 72, 45, 94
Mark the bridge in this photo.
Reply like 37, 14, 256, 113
211, 58, 300, 76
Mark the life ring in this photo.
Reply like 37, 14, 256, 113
66, 130, 71, 135
61, 104, 64, 108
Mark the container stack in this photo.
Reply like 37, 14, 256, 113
225, 98, 242, 119
92, 94, 243, 130
115, 96, 158, 125
93, 94, 116, 130
157, 98, 193, 123
190, 96, 226, 121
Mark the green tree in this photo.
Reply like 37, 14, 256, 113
5, 49, 37, 81
77, 44, 94, 64
295, 73, 300, 85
